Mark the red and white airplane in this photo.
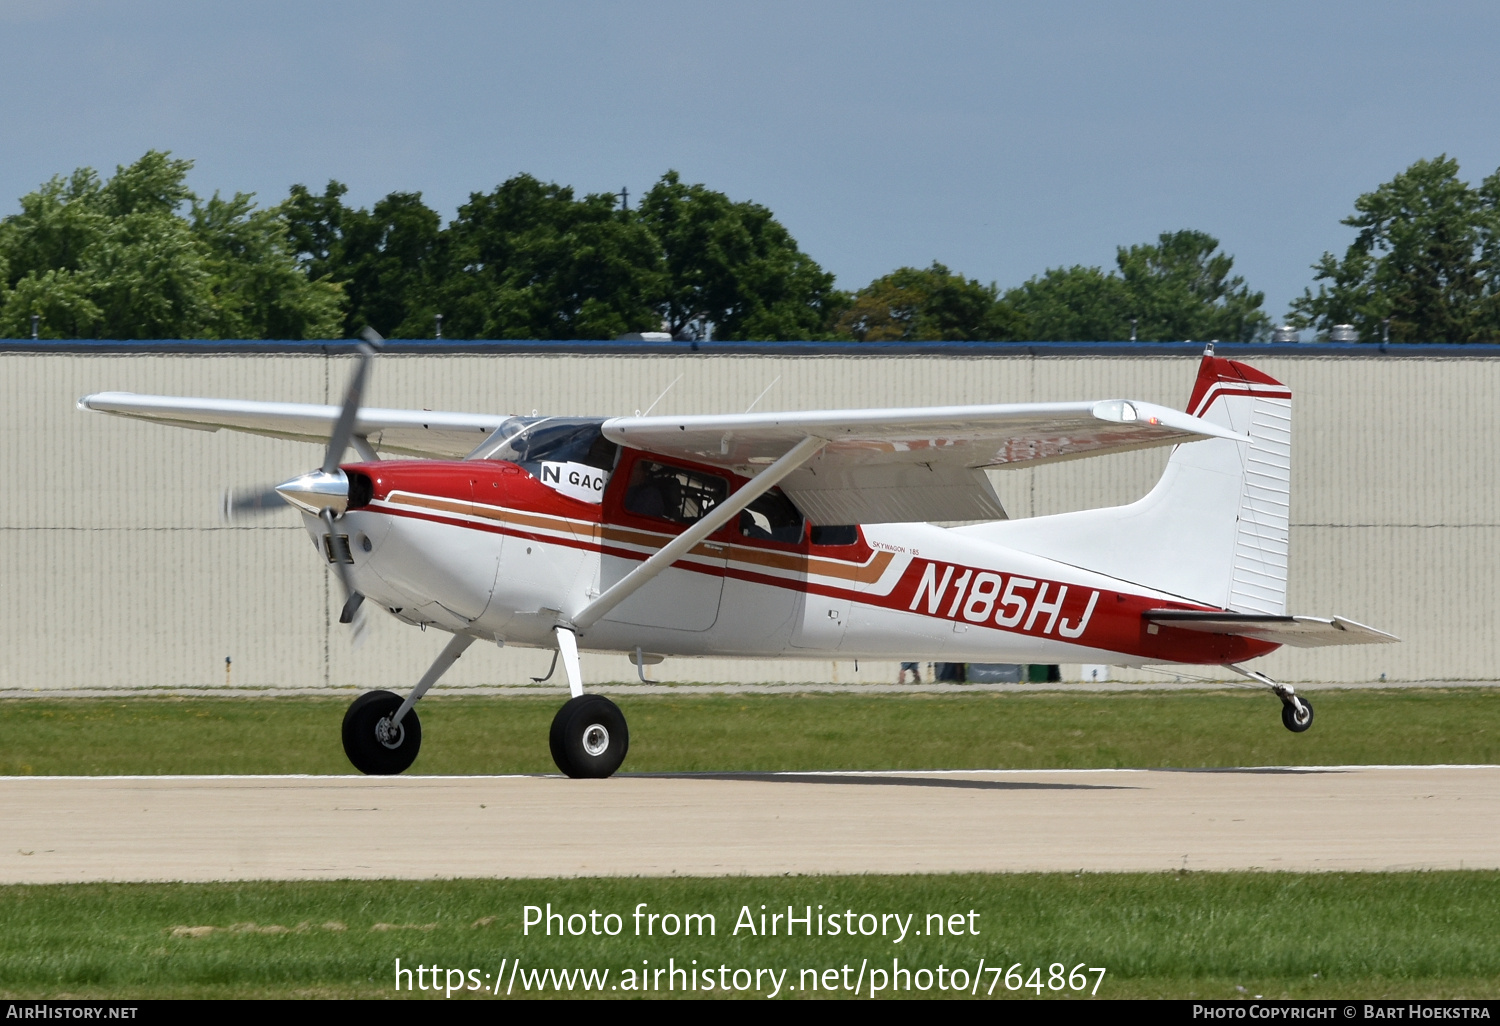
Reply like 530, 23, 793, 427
80, 336, 1395, 777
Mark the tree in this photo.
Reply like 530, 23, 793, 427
1117, 230, 1269, 342
0, 152, 341, 339
435, 174, 662, 340
834, 262, 1025, 341
194, 191, 344, 340
283, 182, 443, 338
0, 154, 209, 338
285, 170, 841, 341
1005, 231, 1268, 342
637, 171, 838, 340
1003, 265, 1132, 341
1288, 156, 1500, 343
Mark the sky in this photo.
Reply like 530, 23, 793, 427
3, 0, 1499, 323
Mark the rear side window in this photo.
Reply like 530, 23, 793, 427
624, 460, 728, 525
811, 525, 859, 546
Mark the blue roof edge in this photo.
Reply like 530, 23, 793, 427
4, 338, 1500, 358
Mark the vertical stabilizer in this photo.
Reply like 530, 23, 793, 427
1189, 356, 1293, 613
959, 353, 1292, 612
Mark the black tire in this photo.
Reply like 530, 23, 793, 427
342, 689, 422, 774
1281, 696, 1314, 733
549, 695, 629, 778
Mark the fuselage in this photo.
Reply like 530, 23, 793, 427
304, 449, 1276, 668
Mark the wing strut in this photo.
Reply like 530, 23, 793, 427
567, 435, 826, 631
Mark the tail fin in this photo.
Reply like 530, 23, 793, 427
968, 352, 1292, 612
1187, 354, 1293, 613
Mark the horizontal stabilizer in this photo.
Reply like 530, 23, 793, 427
1145, 610, 1399, 648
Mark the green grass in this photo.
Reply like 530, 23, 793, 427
1, 688, 1497, 776
1, 872, 1497, 999
4, 693, 1497, 1000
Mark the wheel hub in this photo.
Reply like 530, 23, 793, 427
374, 716, 405, 749
582, 723, 610, 757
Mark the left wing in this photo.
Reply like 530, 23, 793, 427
602, 400, 1243, 524
79, 392, 508, 459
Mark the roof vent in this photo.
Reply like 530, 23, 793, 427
1329, 324, 1359, 342
1272, 325, 1300, 343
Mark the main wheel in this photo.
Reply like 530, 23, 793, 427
342, 689, 422, 774
549, 695, 629, 778
1280, 696, 1314, 733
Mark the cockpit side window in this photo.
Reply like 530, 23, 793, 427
739, 488, 805, 545
470, 417, 618, 503
624, 460, 728, 525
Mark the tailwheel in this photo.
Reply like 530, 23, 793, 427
1280, 696, 1314, 733
550, 694, 629, 778
342, 689, 422, 774
1230, 666, 1316, 736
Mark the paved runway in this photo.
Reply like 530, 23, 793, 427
3, 767, 1496, 883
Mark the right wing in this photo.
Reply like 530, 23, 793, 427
603, 399, 1244, 525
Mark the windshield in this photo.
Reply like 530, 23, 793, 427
469, 416, 617, 470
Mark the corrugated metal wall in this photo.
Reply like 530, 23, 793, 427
2, 350, 1492, 690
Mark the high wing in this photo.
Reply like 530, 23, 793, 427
78, 392, 508, 459
79, 392, 1242, 525
1145, 610, 1400, 648
601, 400, 1244, 524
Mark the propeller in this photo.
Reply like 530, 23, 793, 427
306, 328, 381, 626
223, 329, 384, 638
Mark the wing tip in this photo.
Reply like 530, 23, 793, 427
1330, 616, 1401, 643
78, 391, 137, 412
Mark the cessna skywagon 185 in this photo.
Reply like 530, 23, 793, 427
80, 335, 1396, 777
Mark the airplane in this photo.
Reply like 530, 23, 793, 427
79, 333, 1397, 778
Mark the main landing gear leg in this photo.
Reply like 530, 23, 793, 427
548, 626, 629, 779
341, 632, 476, 774
1227, 664, 1314, 733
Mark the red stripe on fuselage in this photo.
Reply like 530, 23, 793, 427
885, 557, 1274, 663
362, 494, 1274, 665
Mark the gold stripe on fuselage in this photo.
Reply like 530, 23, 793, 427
386, 491, 893, 585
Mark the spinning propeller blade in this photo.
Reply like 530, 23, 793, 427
323, 329, 382, 475
221, 329, 385, 525
220, 486, 287, 522
319, 507, 366, 623
318, 329, 383, 635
